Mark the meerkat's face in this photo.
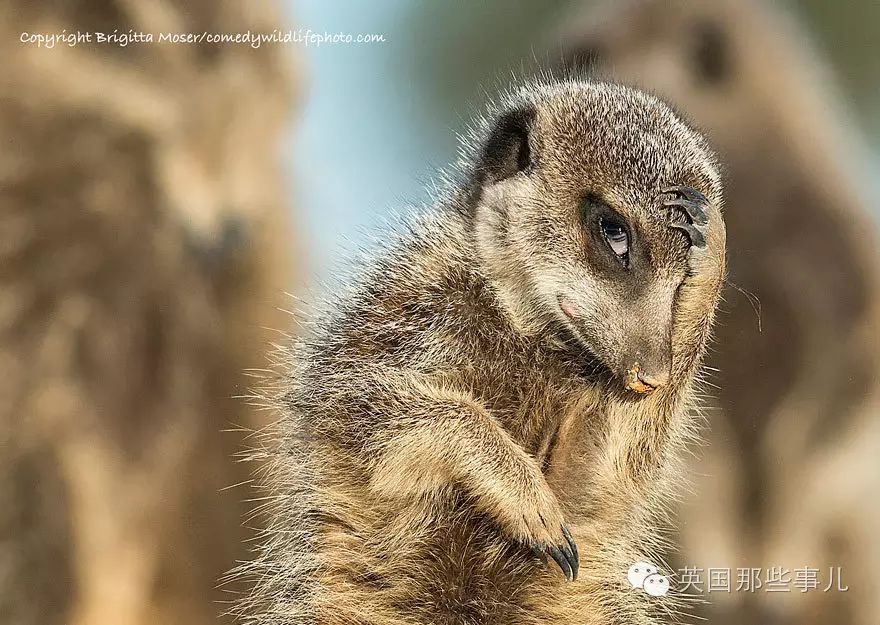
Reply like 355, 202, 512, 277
471, 82, 722, 393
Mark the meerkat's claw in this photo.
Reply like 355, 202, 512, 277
547, 544, 574, 581
529, 541, 548, 563
663, 186, 709, 248
532, 525, 579, 581
669, 221, 706, 248
662, 185, 710, 223
562, 525, 579, 580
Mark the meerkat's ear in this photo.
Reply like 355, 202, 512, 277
475, 104, 536, 186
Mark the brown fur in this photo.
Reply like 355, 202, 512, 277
554, 1, 880, 624
0, 2, 295, 624
238, 80, 726, 625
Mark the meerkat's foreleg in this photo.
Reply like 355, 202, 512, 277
662, 186, 726, 377
366, 378, 579, 580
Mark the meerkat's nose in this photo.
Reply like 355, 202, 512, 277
625, 362, 670, 393
637, 369, 669, 390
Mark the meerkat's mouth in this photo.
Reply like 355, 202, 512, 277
556, 295, 585, 339
555, 295, 614, 380
556, 295, 601, 356
558, 296, 579, 322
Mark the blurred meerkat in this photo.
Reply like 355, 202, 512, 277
238, 80, 726, 625
554, 1, 880, 624
0, 1, 296, 624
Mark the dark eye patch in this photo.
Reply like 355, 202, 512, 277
580, 195, 632, 269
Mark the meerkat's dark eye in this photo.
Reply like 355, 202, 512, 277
600, 218, 630, 262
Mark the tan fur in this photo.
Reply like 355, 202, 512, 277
0, 2, 296, 624
238, 80, 726, 625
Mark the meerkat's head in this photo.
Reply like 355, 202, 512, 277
468, 81, 722, 393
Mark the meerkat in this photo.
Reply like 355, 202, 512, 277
553, 2, 880, 624
237, 79, 726, 625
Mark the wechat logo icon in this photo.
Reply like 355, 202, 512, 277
628, 561, 670, 597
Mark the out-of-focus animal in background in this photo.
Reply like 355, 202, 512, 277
554, 1, 880, 624
0, 1, 297, 624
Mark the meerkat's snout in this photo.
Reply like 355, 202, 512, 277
626, 362, 670, 393
559, 295, 673, 393
623, 336, 672, 394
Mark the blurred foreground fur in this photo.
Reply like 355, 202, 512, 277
556, 1, 880, 623
0, 2, 295, 624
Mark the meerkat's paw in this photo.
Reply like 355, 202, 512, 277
498, 482, 579, 581
662, 186, 709, 249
